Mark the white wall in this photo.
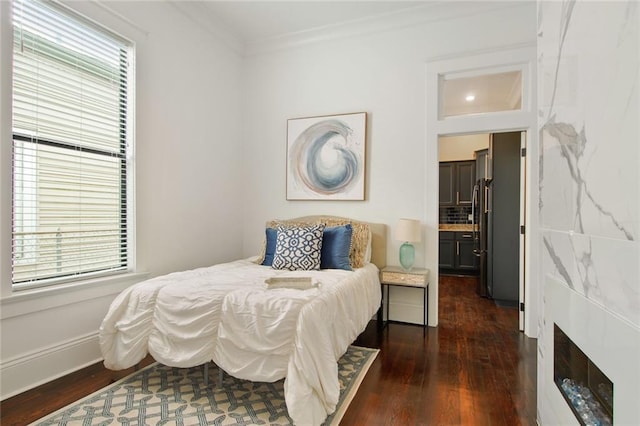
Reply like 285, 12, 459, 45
0, 0, 539, 401
0, 1, 244, 399
439, 134, 490, 161
240, 3, 537, 325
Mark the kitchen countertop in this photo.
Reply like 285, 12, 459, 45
439, 224, 477, 232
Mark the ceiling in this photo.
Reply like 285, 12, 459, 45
198, 1, 427, 44
172, 1, 523, 115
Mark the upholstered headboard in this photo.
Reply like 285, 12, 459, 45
286, 215, 387, 270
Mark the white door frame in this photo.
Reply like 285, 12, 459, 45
519, 132, 527, 331
425, 44, 539, 338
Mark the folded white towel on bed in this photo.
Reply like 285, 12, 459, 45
264, 276, 319, 290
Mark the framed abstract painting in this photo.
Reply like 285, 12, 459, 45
286, 112, 367, 200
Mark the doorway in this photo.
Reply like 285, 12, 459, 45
425, 44, 538, 337
438, 131, 526, 331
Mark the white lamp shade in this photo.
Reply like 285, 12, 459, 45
395, 218, 421, 243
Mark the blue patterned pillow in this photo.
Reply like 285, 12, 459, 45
320, 224, 353, 270
272, 224, 325, 271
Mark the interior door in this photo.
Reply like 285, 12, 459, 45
489, 132, 521, 305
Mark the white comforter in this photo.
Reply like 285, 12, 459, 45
99, 258, 381, 425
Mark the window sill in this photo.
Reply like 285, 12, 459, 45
0, 271, 149, 320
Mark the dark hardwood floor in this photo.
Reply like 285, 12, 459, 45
0, 275, 536, 426
347, 274, 537, 425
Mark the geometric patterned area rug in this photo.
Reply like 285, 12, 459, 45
31, 345, 379, 426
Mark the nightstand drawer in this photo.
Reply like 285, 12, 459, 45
380, 271, 427, 286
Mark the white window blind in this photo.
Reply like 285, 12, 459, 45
11, 0, 133, 288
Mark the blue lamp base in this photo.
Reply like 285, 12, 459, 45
399, 242, 415, 271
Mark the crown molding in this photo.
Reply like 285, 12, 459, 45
165, 1, 533, 58
86, 0, 150, 38
245, 1, 533, 56
167, 1, 245, 55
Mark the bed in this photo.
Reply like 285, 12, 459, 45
99, 216, 386, 426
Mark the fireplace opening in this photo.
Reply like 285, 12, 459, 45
554, 324, 613, 425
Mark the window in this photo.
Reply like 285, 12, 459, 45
11, 0, 133, 289
440, 70, 523, 118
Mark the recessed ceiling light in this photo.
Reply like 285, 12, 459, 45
465, 94, 475, 102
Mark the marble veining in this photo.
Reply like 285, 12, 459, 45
537, 1, 640, 423
543, 230, 639, 326
545, 0, 576, 119
542, 117, 635, 241
539, 1, 638, 242
538, 0, 640, 311
542, 234, 574, 290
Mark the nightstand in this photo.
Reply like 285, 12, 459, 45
378, 266, 429, 332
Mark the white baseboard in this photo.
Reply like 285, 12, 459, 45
0, 332, 102, 401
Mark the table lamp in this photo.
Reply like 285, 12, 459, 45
395, 218, 421, 271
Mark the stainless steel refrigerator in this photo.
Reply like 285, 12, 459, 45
473, 132, 521, 303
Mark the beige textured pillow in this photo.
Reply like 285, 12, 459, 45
264, 217, 371, 269
255, 231, 267, 264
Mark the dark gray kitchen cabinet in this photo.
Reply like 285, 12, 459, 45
439, 161, 475, 206
456, 232, 477, 271
439, 163, 455, 205
475, 149, 489, 181
439, 231, 479, 272
457, 162, 475, 205
438, 231, 455, 269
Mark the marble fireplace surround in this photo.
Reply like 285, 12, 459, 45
537, 1, 639, 424
542, 277, 640, 424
